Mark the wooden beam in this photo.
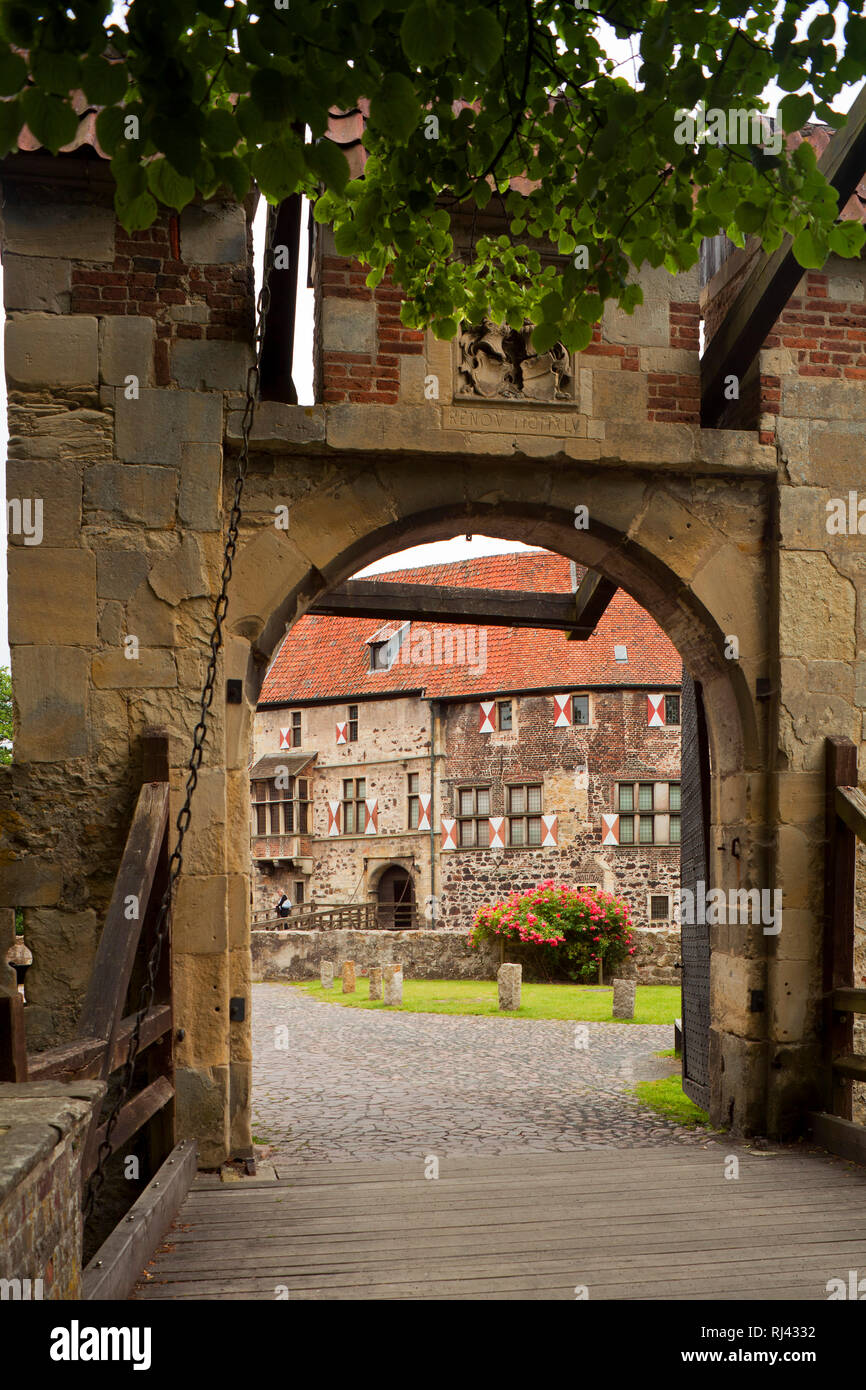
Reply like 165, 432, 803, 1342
832, 1054, 866, 1082
832, 988, 866, 1014
88, 1075, 175, 1174
81, 1139, 197, 1300
76, 782, 169, 1045
835, 784, 866, 843
808, 1111, 866, 1165
28, 1004, 172, 1082
566, 570, 617, 641
824, 736, 857, 1118
0, 994, 27, 1081
310, 579, 614, 634
701, 85, 866, 425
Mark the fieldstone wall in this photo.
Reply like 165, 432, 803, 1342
251, 924, 680, 984
0, 1080, 104, 1300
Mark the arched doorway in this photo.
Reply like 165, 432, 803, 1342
376, 866, 415, 930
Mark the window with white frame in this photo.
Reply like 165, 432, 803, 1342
507, 783, 543, 846
616, 781, 680, 845
456, 785, 491, 847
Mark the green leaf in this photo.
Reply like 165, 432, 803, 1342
432, 315, 458, 340
115, 189, 158, 233
204, 108, 239, 154
401, 1, 454, 68
0, 95, 21, 155
20, 88, 78, 153
146, 158, 196, 212
95, 106, 126, 154
80, 55, 127, 106
454, 9, 504, 73
735, 201, 764, 234
307, 137, 350, 193
213, 155, 251, 202
828, 221, 866, 258
560, 319, 593, 352
251, 141, 306, 201
530, 321, 561, 354
778, 93, 813, 134
472, 178, 491, 208
31, 47, 80, 96
0, 50, 26, 96
791, 228, 827, 269
333, 221, 361, 257
249, 67, 294, 123
706, 185, 738, 222
369, 72, 420, 141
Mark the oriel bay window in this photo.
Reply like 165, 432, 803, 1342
457, 785, 491, 846
616, 781, 680, 845
507, 783, 543, 845
342, 777, 366, 834
252, 776, 310, 835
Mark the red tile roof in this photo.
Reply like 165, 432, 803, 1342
259, 550, 682, 705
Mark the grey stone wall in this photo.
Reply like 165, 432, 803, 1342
251, 925, 680, 985
0, 1080, 104, 1300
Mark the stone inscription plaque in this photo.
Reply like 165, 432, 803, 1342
444, 405, 585, 436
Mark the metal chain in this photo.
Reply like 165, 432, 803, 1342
83, 205, 276, 1220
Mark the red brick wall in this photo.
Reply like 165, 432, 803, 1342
68, 203, 255, 387
313, 251, 424, 404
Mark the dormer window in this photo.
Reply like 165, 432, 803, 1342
367, 621, 409, 673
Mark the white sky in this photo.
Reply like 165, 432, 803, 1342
0, 5, 862, 668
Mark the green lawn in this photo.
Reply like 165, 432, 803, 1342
633, 1072, 711, 1128
286, 977, 681, 1024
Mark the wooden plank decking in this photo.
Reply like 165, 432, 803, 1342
131, 1146, 866, 1300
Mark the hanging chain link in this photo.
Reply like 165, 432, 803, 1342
83, 206, 277, 1220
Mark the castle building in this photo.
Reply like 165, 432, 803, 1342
250, 549, 683, 930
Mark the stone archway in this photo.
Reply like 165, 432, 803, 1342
222, 450, 774, 1155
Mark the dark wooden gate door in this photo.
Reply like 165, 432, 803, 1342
377, 867, 414, 930
679, 667, 712, 1111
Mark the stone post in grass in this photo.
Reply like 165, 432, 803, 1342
321, 960, 334, 989
498, 962, 521, 1011
383, 963, 403, 1006
369, 966, 383, 1000
612, 978, 636, 1019
342, 960, 356, 994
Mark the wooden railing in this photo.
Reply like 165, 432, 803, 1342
809, 735, 866, 1163
253, 902, 421, 932
0, 730, 175, 1189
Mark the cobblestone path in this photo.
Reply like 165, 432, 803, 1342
252, 983, 718, 1164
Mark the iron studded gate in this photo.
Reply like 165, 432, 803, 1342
679, 667, 711, 1111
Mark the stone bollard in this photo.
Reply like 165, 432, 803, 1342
497, 962, 522, 1011
368, 966, 383, 1001
342, 960, 356, 994
612, 978, 636, 1019
320, 960, 334, 990
383, 963, 403, 1007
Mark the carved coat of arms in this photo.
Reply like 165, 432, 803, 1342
456, 319, 572, 402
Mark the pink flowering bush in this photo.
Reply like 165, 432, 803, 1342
468, 879, 636, 983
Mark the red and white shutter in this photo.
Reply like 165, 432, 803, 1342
601, 813, 619, 846
418, 793, 431, 831
441, 817, 457, 850
279, 727, 291, 749
541, 814, 558, 847
647, 694, 666, 727
364, 798, 378, 835
327, 800, 341, 836
479, 700, 496, 734
553, 694, 572, 727
336, 721, 348, 744
488, 816, 506, 848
